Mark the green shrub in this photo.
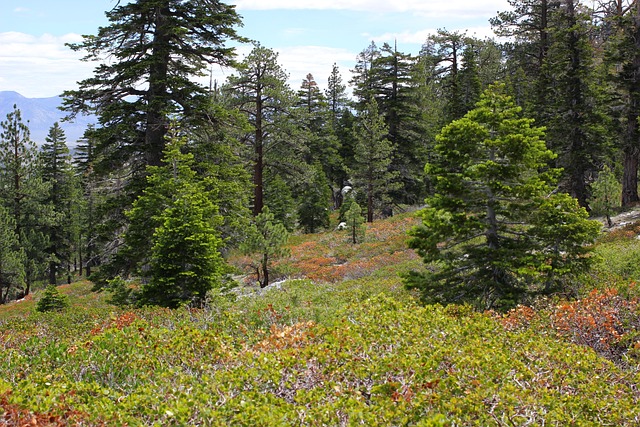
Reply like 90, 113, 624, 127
35, 285, 69, 313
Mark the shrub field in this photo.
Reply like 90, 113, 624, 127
1, 213, 640, 425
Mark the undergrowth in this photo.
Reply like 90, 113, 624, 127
1, 214, 640, 424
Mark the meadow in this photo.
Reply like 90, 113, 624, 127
2, 213, 640, 425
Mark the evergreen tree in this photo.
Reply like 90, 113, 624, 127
590, 165, 620, 228
295, 72, 344, 208
544, 0, 609, 209
325, 63, 349, 129
0, 206, 24, 304
491, 0, 560, 122
0, 105, 50, 297
186, 102, 252, 252
40, 123, 75, 284
350, 41, 381, 109
128, 135, 225, 308
241, 207, 290, 288
405, 85, 600, 310
73, 127, 99, 277
224, 45, 298, 216
61, 1, 245, 285
298, 164, 332, 233
373, 42, 428, 204
352, 97, 399, 222
344, 200, 365, 244
143, 179, 224, 308
62, 0, 244, 172
263, 173, 298, 232
602, 0, 640, 206
423, 30, 472, 122
35, 284, 69, 313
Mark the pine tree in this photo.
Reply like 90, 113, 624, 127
344, 200, 365, 244
544, 0, 610, 209
602, 0, 640, 206
41, 123, 75, 284
224, 44, 298, 216
241, 207, 290, 288
298, 164, 332, 233
0, 105, 50, 297
295, 72, 344, 209
62, 0, 244, 172
350, 41, 381, 109
73, 127, 99, 277
373, 42, 428, 204
325, 63, 349, 129
186, 102, 252, 252
143, 181, 224, 308
0, 206, 24, 304
128, 135, 225, 308
263, 173, 298, 232
405, 85, 600, 310
352, 97, 399, 222
491, 0, 560, 122
590, 165, 620, 228
35, 285, 69, 313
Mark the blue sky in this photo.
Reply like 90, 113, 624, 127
0, 0, 511, 98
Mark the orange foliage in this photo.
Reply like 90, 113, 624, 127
252, 321, 317, 353
551, 288, 640, 358
0, 392, 103, 426
90, 312, 138, 335
499, 305, 537, 331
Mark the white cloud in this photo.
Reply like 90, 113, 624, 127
276, 46, 356, 90
231, 0, 510, 17
0, 32, 92, 97
372, 25, 498, 46
13, 7, 30, 13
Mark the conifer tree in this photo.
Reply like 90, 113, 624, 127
602, 0, 640, 206
41, 123, 76, 284
325, 63, 349, 129
405, 85, 600, 310
352, 97, 399, 222
590, 165, 620, 228
263, 173, 298, 232
0, 105, 50, 297
224, 45, 298, 216
298, 164, 332, 233
143, 178, 224, 308
73, 127, 99, 277
128, 135, 225, 308
62, 0, 244, 172
35, 284, 69, 313
344, 200, 365, 244
544, 0, 609, 209
241, 207, 290, 288
0, 206, 25, 304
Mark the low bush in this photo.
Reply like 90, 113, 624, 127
35, 285, 69, 313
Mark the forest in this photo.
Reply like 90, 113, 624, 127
1, 0, 635, 309
4, 0, 640, 424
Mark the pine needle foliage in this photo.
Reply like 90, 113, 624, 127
405, 84, 600, 310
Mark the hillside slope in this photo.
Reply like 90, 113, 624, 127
0, 213, 639, 425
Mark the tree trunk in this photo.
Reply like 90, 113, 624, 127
253, 90, 264, 216
261, 253, 269, 288
622, 147, 639, 206
145, 5, 171, 168
49, 261, 57, 285
621, 4, 640, 207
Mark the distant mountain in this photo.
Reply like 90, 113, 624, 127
0, 91, 96, 147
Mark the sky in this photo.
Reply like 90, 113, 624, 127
0, 0, 512, 99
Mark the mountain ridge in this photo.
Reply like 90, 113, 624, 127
0, 91, 96, 146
